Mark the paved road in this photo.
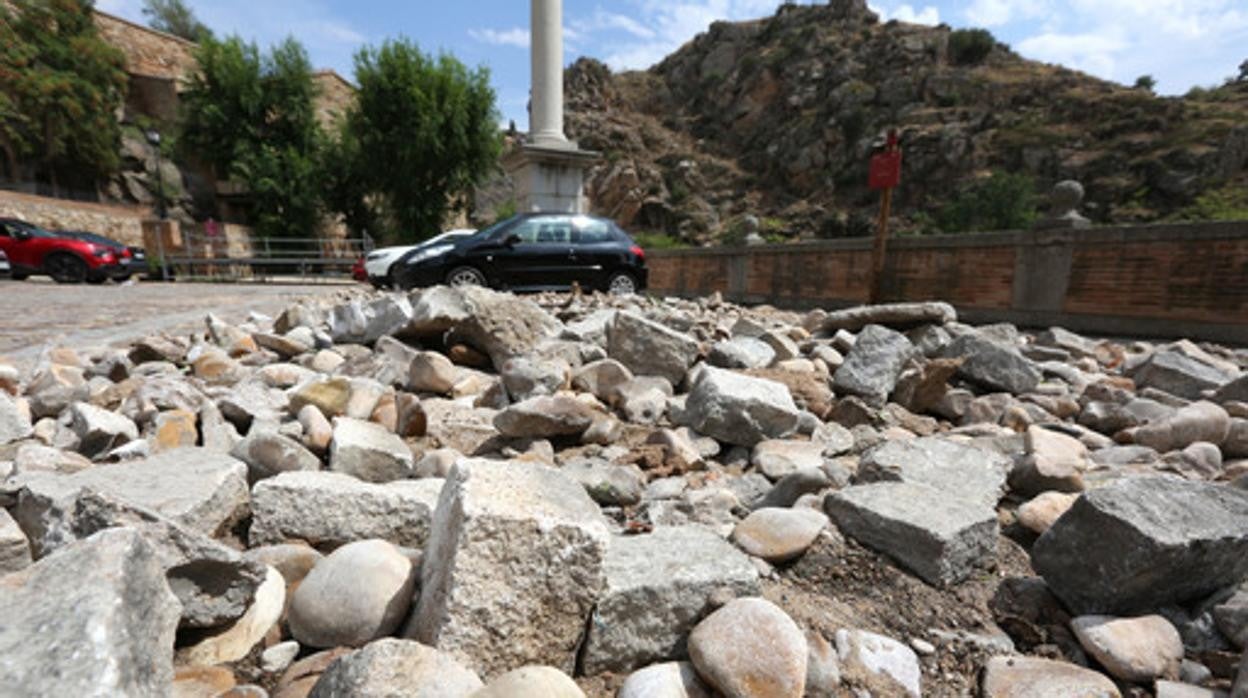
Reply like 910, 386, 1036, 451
0, 278, 350, 367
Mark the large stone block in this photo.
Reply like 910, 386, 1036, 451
942, 333, 1041, 395
825, 481, 999, 587
10, 447, 249, 556
0, 391, 32, 446
0, 529, 181, 697
309, 639, 483, 697
857, 436, 1010, 511
607, 311, 700, 385
1032, 477, 1248, 615
683, 367, 801, 447
410, 459, 609, 677
832, 324, 917, 405
581, 526, 761, 675
250, 471, 442, 549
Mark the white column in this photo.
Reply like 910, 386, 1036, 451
530, 0, 568, 147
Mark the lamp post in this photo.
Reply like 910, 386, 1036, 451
145, 129, 170, 281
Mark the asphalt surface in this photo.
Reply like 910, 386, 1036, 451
0, 278, 350, 368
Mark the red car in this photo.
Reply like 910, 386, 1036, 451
0, 218, 126, 284
352, 256, 368, 283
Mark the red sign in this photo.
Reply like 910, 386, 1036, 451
869, 151, 902, 190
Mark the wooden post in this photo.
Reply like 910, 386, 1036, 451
870, 186, 892, 305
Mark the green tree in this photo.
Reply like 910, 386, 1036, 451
142, 0, 212, 43
340, 39, 500, 242
0, 0, 128, 192
936, 172, 1037, 233
948, 28, 996, 66
181, 36, 324, 239
1133, 75, 1157, 92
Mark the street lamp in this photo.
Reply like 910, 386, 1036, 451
145, 129, 170, 281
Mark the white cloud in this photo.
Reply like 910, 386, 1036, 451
469, 27, 532, 49
886, 4, 941, 25
964, 0, 1048, 27
1017, 31, 1127, 77
598, 0, 792, 70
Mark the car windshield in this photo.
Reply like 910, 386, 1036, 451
3, 221, 54, 238
477, 216, 521, 241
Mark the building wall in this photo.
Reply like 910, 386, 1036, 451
93, 12, 198, 83
647, 221, 1248, 343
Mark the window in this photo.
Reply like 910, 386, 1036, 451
575, 217, 613, 244
509, 216, 574, 245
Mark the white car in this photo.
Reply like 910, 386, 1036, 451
364, 229, 475, 288
0, 249, 8, 275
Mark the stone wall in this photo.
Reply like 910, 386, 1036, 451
0, 190, 149, 247
313, 71, 356, 130
93, 12, 197, 83
647, 221, 1248, 344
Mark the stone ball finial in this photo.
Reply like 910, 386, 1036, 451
1050, 180, 1085, 215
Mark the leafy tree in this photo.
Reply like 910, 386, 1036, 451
0, 0, 128, 192
1133, 75, 1157, 92
338, 39, 500, 242
1239, 59, 1248, 83
948, 28, 996, 66
936, 172, 1037, 233
142, 0, 212, 43
181, 36, 324, 239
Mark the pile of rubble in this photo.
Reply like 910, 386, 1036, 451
1, 286, 1247, 697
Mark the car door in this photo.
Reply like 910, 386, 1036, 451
0, 221, 38, 272
493, 215, 577, 289
571, 217, 620, 289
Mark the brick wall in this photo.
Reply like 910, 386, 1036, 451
647, 221, 1248, 343
93, 12, 197, 83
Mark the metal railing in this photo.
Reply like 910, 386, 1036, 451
167, 228, 374, 281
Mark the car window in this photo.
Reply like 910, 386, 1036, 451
510, 217, 574, 245
574, 217, 613, 244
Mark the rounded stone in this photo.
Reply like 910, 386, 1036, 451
1070, 614, 1183, 683
1017, 491, 1079, 535
470, 666, 584, 698
619, 662, 713, 698
687, 597, 807, 698
982, 656, 1118, 697
308, 638, 482, 697
732, 508, 827, 563
288, 540, 416, 649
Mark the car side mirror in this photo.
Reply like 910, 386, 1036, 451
503, 233, 522, 247
13, 230, 30, 242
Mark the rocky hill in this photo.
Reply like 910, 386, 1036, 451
562, 0, 1248, 243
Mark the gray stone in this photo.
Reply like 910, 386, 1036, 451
410, 459, 609, 676
1035, 327, 1101, 360
561, 457, 644, 506
1133, 350, 1237, 400
835, 629, 921, 697
619, 662, 713, 698
825, 481, 999, 587
231, 431, 321, 482
683, 367, 801, 447
1216, 374, 1248, 404
406, 286, 472, 336
709, 337, 776, 370
408, 351, 458, 394
494, 395, 596, 438
754, 468, 831, 510
309, 639, 483, 697
289, 540, 416, 649
608, 311, 700, 385
0, 391, 32, 446
68, 402, 138, 459
176, 564, 285, 667
250, 471, 442, 549
1226, 419, 1248, 459
942, 333, 1042, 395
329, 417, 415, 483
1155, 680, 1227, 698
581, 526, 760, 675
330, 296, 414, 345
562, 309, 617, 347
471, 666, 584, 698
856, 436, 1011, 511
1011, 425, 1088, 496
1131, 401, 1230, 453
821, 302, 957, 332
687, 597, 808, 698
832, 325, 917, 405
752, 439, 826, 481
981, 656, 1119, 697
1214, 583, 1248, 649
219, 381, 288, 429
9, 448, 249, 555
1070, 614, 1183, 682
571, 359, 634, 402
455, 286, 562, 371
501, 356, 569, 401
0, 508, 32, 574
0, 529, 180, 697
1033, 477, 1248, 614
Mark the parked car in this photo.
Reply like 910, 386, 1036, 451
364, 228, 476, 289
59, 231, 146, 281
394, 213, 647, 294
0, 218, 126, 284
0, 249, 8, 275
351, 256, 368, 283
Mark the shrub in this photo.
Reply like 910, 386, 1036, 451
935, 172, 1038, 233
1176, 185, 1248, 222
948, 28, 996, 66
632, 231, 688, 250
1133, 75, 1157, 92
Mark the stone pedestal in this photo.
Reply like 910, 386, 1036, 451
504, 144, 598, 214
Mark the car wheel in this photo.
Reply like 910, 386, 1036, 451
606, 271, 638, 296
446, 266, 487, 288
11, 272, 29, 281
46, 254, 88, 284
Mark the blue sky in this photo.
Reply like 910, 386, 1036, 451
97, 0, 1248, 128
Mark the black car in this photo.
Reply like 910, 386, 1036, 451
59, 231, 146, 281
395, 213, 647, 294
